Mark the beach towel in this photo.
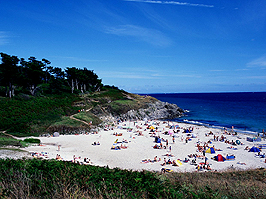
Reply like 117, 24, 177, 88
226, 155, 235, 160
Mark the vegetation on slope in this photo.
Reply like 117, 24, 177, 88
0, 158, 265, 199
0, 94, 81, 136
0, 132, 40, 148
0, 86, 159, 136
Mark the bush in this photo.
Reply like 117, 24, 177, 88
23, 138, 40, 144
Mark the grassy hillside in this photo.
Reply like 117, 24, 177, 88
0, 93, 81, 136
0, 87, 159, 136
0, 158, 265, 199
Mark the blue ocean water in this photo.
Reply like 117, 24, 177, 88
149, 92, 266, 134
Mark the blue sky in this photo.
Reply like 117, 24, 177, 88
1, 0, 266, 93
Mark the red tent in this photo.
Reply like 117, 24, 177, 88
214, 154, 226, 162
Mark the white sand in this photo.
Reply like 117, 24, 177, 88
24, 120, 266, 172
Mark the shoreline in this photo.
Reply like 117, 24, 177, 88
2, 120, 266, 173
176, 119, 262, 136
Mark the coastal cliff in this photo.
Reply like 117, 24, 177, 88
88, 91, 184, 124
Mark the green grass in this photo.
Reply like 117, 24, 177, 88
0, 132, 22, 147
53, 116, 84, 127
0, 148, 28, 152
0, 158, 265, 199
23, 138, 40, 144
114, 99, 135, 105
73, 112, 102, 125
0, 94, 80, 136
0, 159, 175, 198
89, 88, 126, 101
0, 132, 41, 147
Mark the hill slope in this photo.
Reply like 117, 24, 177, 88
0, 87, 183, 136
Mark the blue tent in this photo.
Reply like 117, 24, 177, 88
249, 146, 260, 152
156, 138, 161, 143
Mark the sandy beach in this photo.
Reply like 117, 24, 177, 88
22, 120, 266, 172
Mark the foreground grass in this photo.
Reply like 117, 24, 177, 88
0, 158, 265, 199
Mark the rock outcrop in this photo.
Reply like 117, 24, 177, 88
119, 101, 184, 121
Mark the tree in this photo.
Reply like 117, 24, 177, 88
45, 67, 68, 94
20, 57, 46, 96
0, 53, 20, 98
82, 68, 102, 92
65, 67, 102, 93
42, 58, 52, 83
65, 67, 79, 93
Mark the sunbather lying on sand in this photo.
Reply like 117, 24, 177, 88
237, 162, 246, 165
164, 154, 174, 157
120, 144, 128, 149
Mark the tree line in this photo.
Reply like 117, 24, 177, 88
0, 52, 103, 98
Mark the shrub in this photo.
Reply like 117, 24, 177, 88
23, 138, 40, 144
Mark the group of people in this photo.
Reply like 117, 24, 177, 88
56, 154, 62, 160
72, 155, 92, 164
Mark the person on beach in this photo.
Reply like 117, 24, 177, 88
73, 155, 76, 163
172, 136, 175, 143
154, 156, 157, 162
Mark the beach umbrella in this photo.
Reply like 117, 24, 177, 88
176, 160, 183, 166
206, 147, 215, 154
53, 132, 59, 137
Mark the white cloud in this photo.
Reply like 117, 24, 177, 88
50, 56, 108, 62
105, 24, 172, 47
100, 71, 160, 79
209, 69, 227, 72
0, 31, 9, 45
124, 0, 214, 8
245, 76, 266, 79
235, 68, 249, 71
247, 56, 266, 68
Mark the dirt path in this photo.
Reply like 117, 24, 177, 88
0, 131, 19, 139
69, 108, 94, 126
69, 115, 91, 126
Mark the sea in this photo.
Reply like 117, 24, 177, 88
148, 92, 266, 135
